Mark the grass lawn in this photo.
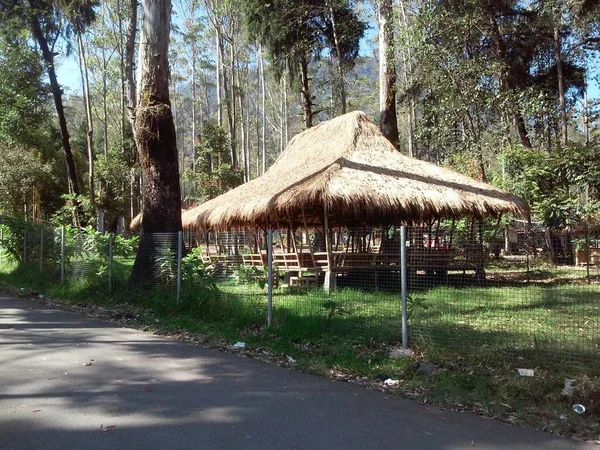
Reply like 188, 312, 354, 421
0, 257, 599, 440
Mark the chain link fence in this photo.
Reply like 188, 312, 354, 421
1, 219, 599, 372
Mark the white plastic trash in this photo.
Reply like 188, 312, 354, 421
232, 342, 246, 349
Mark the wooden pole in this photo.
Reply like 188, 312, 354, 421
323, 206, 336, 292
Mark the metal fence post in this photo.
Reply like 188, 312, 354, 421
23, 230, 27, 263
401, 225, 408, 349
39, 228, 44, 272
60, 226, 66, 284
267, 229, 273, 326
108, 233, 113, 292
177, 231, 183, 304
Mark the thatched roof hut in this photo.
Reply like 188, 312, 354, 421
182, 111, 527, 231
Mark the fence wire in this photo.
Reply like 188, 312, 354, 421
1, 220, 599, 372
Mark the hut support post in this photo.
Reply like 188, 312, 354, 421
401, 225, 409, 349
323, 209, 336, 293
267, 229, 273, 326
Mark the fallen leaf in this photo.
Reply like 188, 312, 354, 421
31, 410, 41, 413
83, 362, 93, 366
100, 424, 117, 432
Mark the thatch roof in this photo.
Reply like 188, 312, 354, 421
130, 212, 143, 232
183, 111, 528, 230
130, 210, 186, 232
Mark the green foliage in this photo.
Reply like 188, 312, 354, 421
233, 264, 267, 289
50, 194, 97, 226
184, 123, 243, 202
241, 0, 365, 82
503, 144, 600, 227
181, 247, 217, 290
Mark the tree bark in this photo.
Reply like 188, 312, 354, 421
328, 3, 346, 115
125, 0, 137, 129
259, 44, 267, 174
554, 24, 568, 146
77, 32, 95, 208
299, 55, 313, 129
131, 0, 182, 283
398, 0, 414, 156
30, 16, 80, 197
378, 0, 399, 148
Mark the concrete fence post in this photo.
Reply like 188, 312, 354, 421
39, 228, 44, 272
108, 234, 113, 292
267, 229, 273, 326
177, 231, 183, 304
60, 226, 66, 284
401, 225, 408, 349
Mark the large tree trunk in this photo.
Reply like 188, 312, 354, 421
131, 0, 182, 283
299, 55, 313, 129
30, 16, 80, 198
378, 0, 399, 148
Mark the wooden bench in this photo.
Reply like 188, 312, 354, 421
242, 253, 265, 269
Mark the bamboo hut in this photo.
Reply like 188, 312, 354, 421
182, 111, 528, 289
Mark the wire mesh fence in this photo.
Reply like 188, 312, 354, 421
1, 219, 599, 372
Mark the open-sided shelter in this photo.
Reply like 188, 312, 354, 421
182, 111, 527, 289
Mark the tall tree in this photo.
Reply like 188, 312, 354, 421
241, 0, 365, 129
131, 0, 182, 281
377, 0, 399, 147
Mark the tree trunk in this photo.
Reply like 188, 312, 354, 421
124, 0, 137, 129
131, 0, 182, 283
299, 55, 313, 129
328, 3, 346, 115
30, 16, 80, 197
215, 28, 223, 128
554, 24, 568, 146
229, 41, 238, 169
398, 0, 414, 156
514, 114, 532, 148
259, 44, 267, 174
378, 0, 399, 148
77, 32, 95, 208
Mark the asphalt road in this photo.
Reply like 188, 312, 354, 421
0, 293, 593, 450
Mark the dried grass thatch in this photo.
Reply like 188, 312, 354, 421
183, 111, 528, 230
130, 210, 186, 232
130, 212, 143, 232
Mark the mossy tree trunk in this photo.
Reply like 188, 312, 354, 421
130, 0, 182, 284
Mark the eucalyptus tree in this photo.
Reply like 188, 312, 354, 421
241, 0, 365, 129
0, 0, 98, 202
130, 0, 182, 281
377, 0, 399, 147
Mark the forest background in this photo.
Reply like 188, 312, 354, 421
2, 0, 600, 232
